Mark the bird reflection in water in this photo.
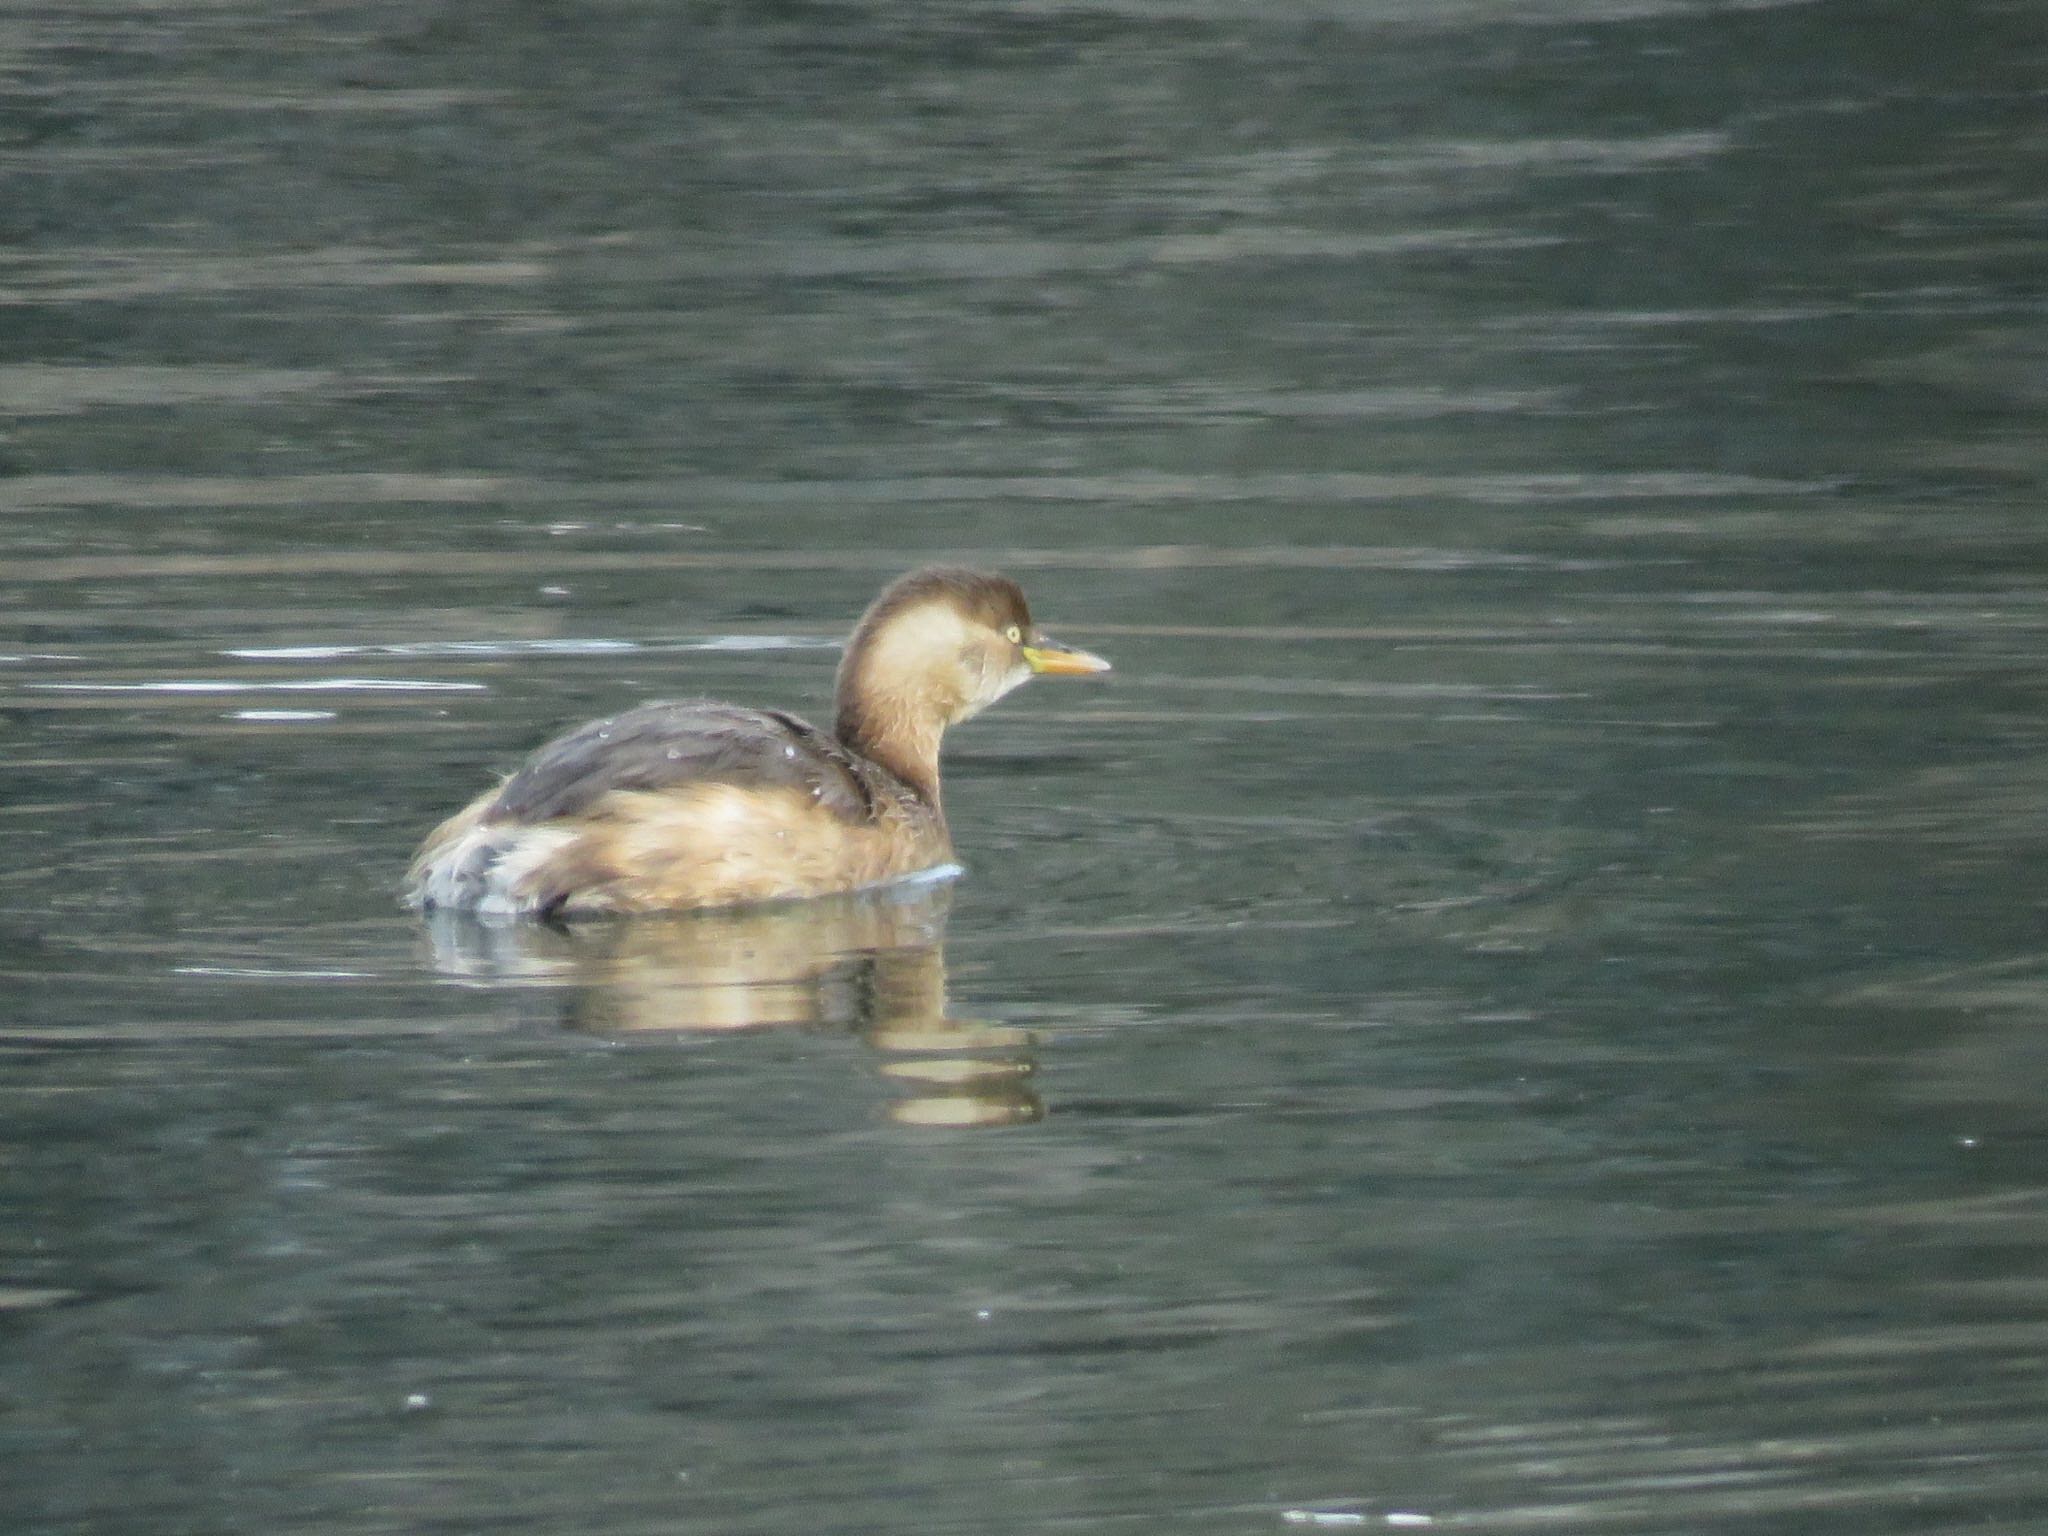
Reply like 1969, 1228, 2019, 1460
419, 876, 1042, 1127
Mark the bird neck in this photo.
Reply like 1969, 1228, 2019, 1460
836, 683, 947, 810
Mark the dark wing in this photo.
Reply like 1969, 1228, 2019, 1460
484, 700, 877, 825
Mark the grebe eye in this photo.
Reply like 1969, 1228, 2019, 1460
1004, 625, 1022, 644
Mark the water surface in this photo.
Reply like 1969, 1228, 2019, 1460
5, 2, 2048, 1532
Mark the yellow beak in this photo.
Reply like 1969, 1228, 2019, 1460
1022, 639, 1112, 676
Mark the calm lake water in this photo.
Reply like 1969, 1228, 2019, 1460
6, 2, 2048, 1531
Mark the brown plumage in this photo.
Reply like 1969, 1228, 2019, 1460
403, 567, 1110, 917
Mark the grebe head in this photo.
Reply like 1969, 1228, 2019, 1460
834, 568, 1110, 788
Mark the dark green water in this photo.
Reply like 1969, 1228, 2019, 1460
5, 2, 2048, 1531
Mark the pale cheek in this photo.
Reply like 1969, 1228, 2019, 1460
993, 658, 1033, 700
953, 646, 990, 713
952, 655, 1031, 722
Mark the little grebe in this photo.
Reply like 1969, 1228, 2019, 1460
403, 566, 1109, 916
